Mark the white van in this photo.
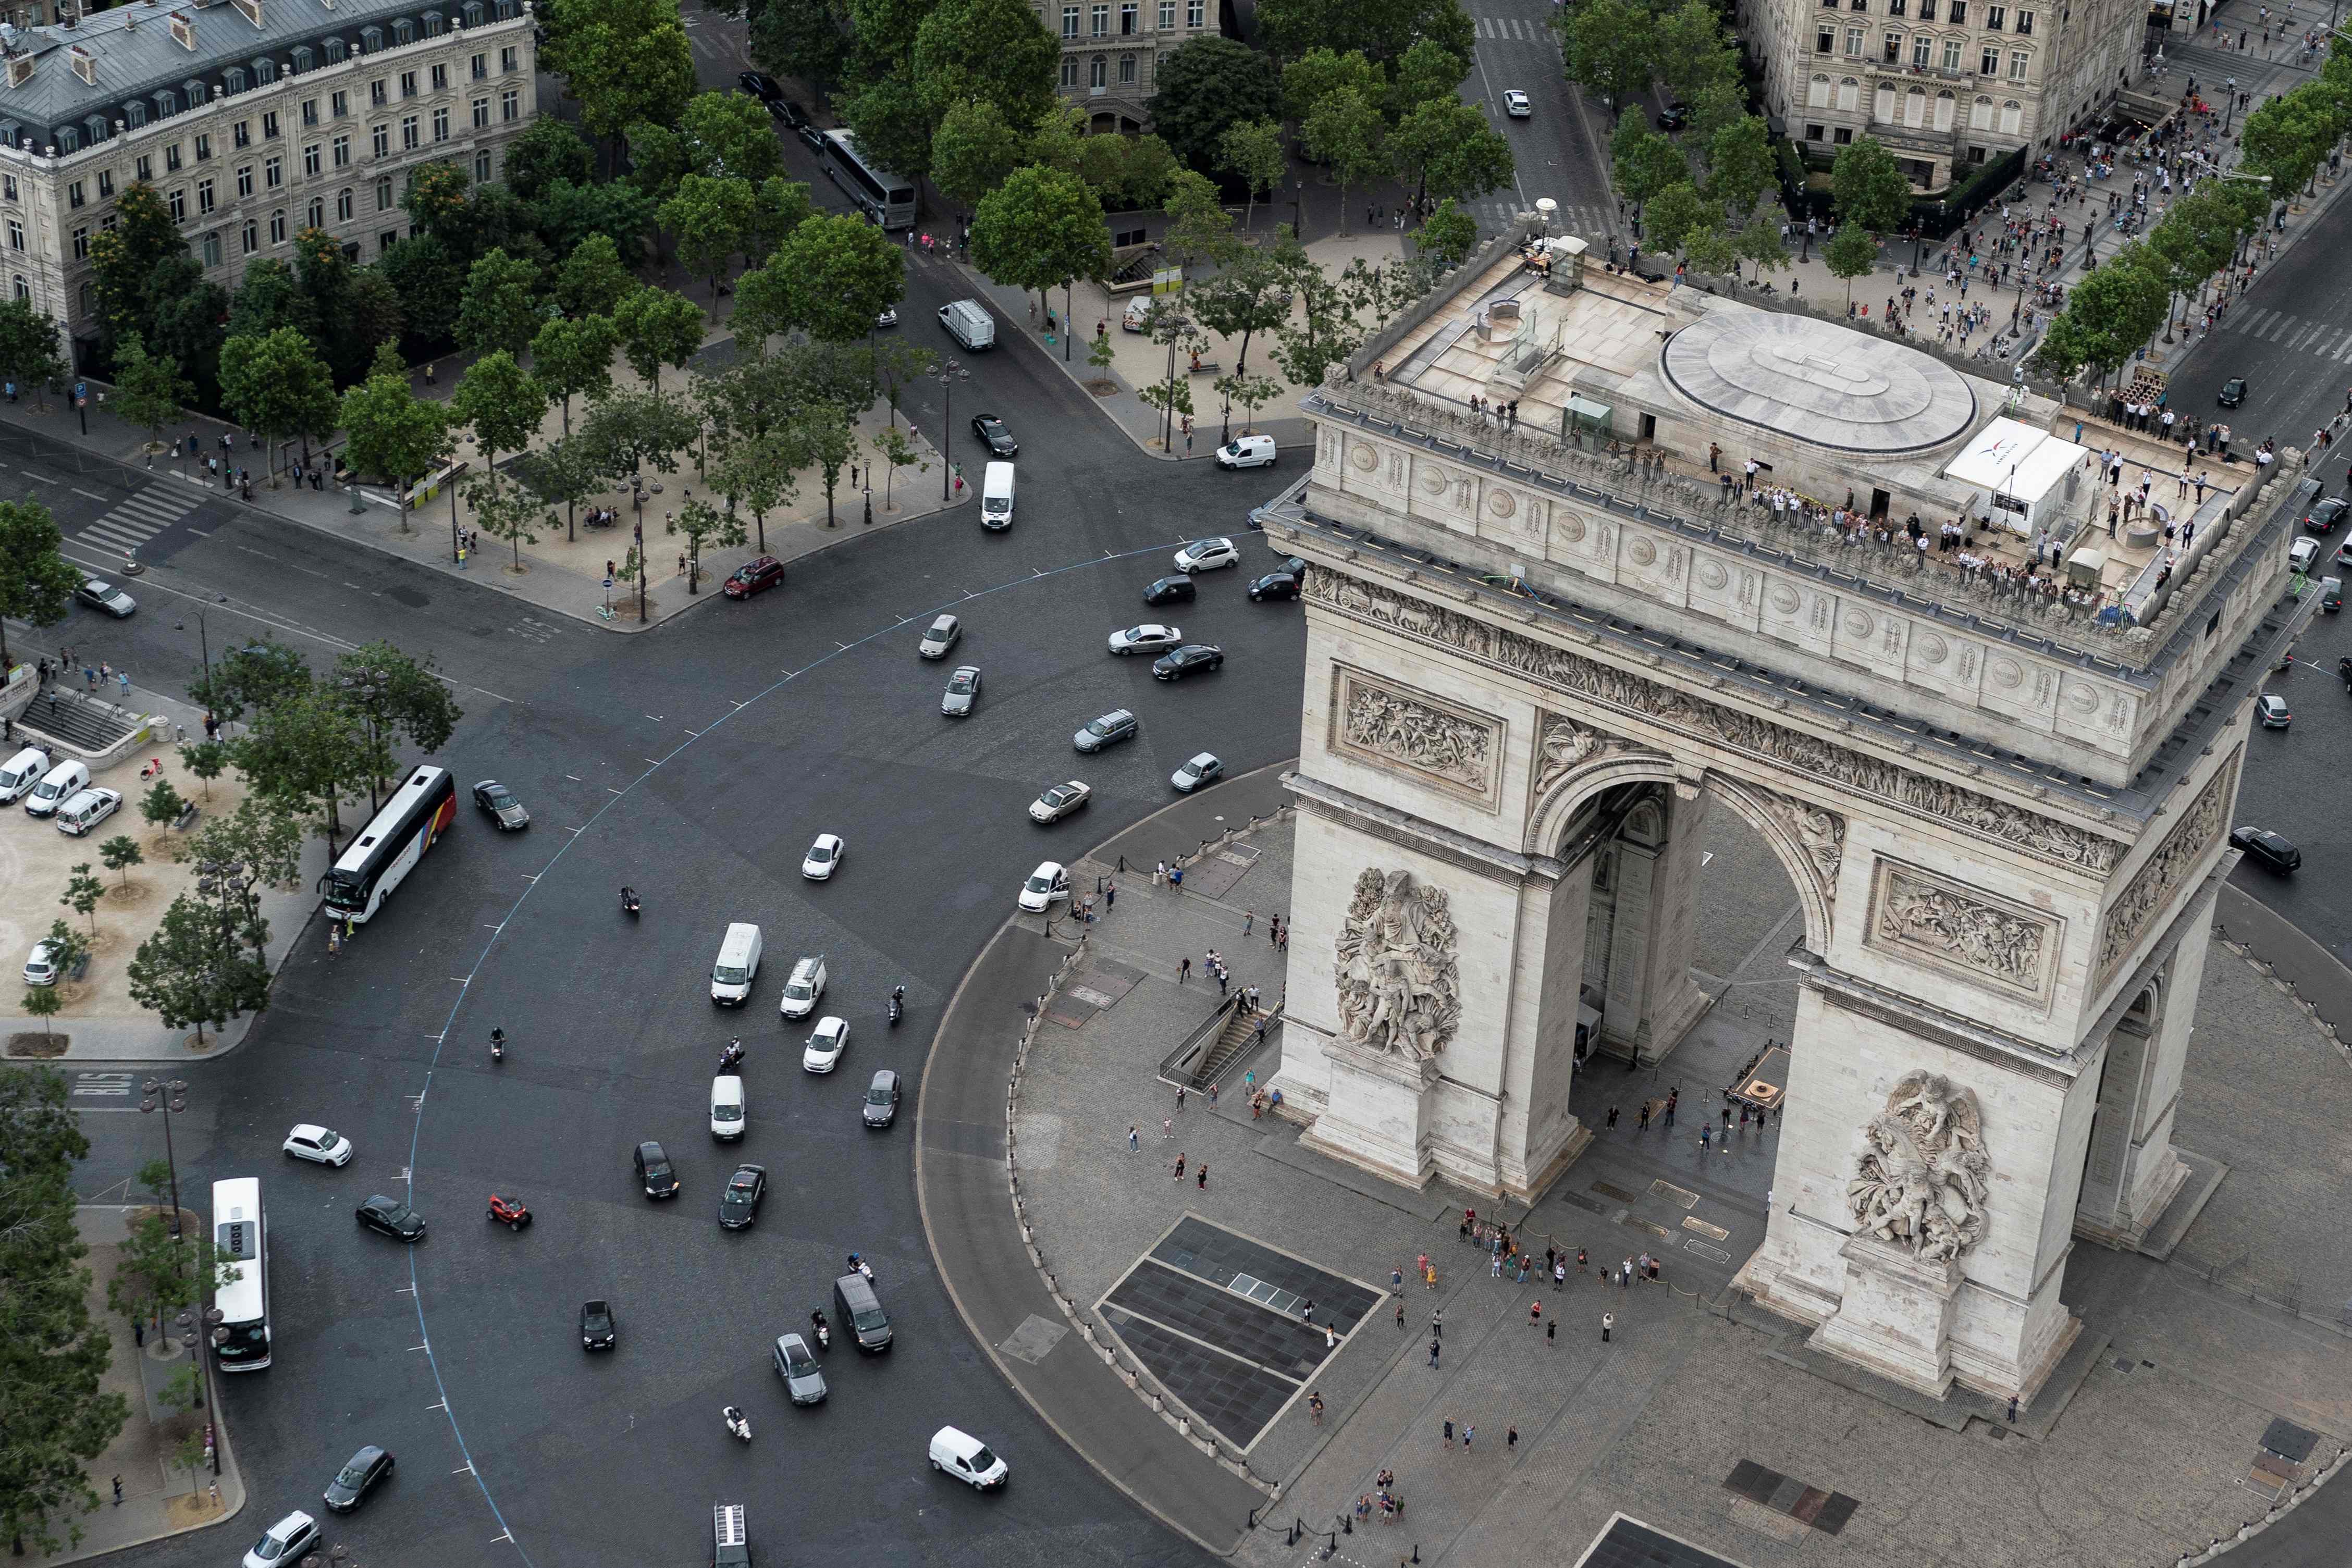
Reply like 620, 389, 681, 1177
928, 1426, 1008, 1490
23, 758, 88, 818
0, 744, 53, 803
711, 922, 764, 1006
55, 787, 121, 837
981, 462, 1015, 530
710, 1074, 746, 1140
938, 299, 995, 351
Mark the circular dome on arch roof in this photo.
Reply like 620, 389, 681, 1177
1659, 312, 1978, 456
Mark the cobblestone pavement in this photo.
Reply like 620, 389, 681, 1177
1014, 808, 2352, 1568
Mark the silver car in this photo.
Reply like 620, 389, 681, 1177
1106, 623, 1183, 656
1172, 752, 1224, 793
942, 664, 981, 717
918, 614, 962, 658
773, 1332, 828, 1404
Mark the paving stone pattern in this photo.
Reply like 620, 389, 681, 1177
1017, 812, 2352, 1568
1100, 1302, 1305, 1450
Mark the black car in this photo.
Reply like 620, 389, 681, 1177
355, 1195, 426, 1242
633, 1140, 680, 1199
719, 1163, 767, 1229
579, 1299, 617, 1350
970, 414, 1018, 457
798, 121, 828, 153
2218, 376, 2247, 408
1273, 554, 1307, 579
2305, 497, 2349, 534
1655, 100, 1691, 130
472, 779, 530, 830
1152, 644, 1225, 681
322, 1445, 395, 1513
2229, 825, 2301, 873
1143, 574, 1197, 606
1247, 571, 1300, 602
775, 98, 809, 129
736, 69, 781, 103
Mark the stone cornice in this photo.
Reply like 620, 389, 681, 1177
1303, 561, 2131, 879
1795, 952, 2085, 1085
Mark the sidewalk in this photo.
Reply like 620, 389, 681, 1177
1006, 806, 2352, 1568
5, 326, 959, 635
0, 675, 327, 1063
21, 1206, 247, 1568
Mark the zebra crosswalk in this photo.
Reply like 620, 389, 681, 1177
2220, 306, 2352, 361
1464, 199, 1617, 239
1475, 14, 1556, 42
72, 482, 205, 562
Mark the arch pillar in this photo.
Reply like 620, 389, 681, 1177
1587, 783, 1713, 1065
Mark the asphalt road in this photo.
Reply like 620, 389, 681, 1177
1461, 0, 1621, 242
2168, 184, 2352, 967
52, 238, 1306, 1568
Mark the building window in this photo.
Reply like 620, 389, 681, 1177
5, 219, 20, 251
1157, 0, 1174, 24
473, 97, 490, 128
242, 219, 258, 253
2, 176, 14, 201
13, 277, 26, 303
2007, 48, 2028, 79
1883, 30, 1900, 61
1090, 2, 1106, 32
68, 180, 85, 209
471, 51, 487, 79
71, 226, 87, 259
1844, 25, 1863, 53
266, 155, 284, 188
372, 124, 390, 157
1970, 93, 1991, 127
198, 177, 215, 213
1805, 121, 1826, 140
1120, 0, 1136, 31
127, 102, 149, 130
362, 25, 384, 51
292, 45, 315, 72
304, 143, 322, 176
379, 229, 397, 252
2014, 7, 2031, 29
136, 154, 152, 181
392, 17, 413, 43
201, 231, 221, 266
1935, 88, 1955, 127
337, 188, 353, 220
302, 98, 319, 127
1985, 4, 2003, 24
1817, 24, 1835, 49
262, 110, 280, 139
474, 147, 491, 182
325, 37, 348, 62
1833, 125, 1854, 143
376, 175, 393, 210
500, 44, 518, 71
1942, 34, 1962, 66
1913, 32, 1931, 64
424, 11, 445, 35
1060, 55, 1078, 85
97, 169, 114, 198
1119, 52, 1136, 81
1837, 75, 1860, 108
1980, 44, 1997, 72
1947, 0, 1963, 20
334, 133, 351, 168
1187, 0, 1202, 23
1808, 72, 1832, 105
269, 210, 286, 244
2000, 97, 2021, 131
500, 89, 518, 121
400, 70, 417, 98
428, 106, 447, 142
333, 89, 349, 117
225, 66, 249, 93
431, 64, 448, 91
402, 115, 420, 149
371, 78, 387, 106
306, 197, 325, 228
191, 134, 207, 162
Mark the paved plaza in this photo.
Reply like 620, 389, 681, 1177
1012, 812, 2352, 1568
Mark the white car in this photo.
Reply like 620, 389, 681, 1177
918, 613, 961, 659
1172, 752, 1225, 793
53, 786, 121, 836
1029, 780, 1092, 824
1107, 623, 1184, 656
1173, 537, 1240, 573
243, 1511, 321, 1568
1018, 861, 1070, 912
282, 1125, 354, 1166
803, 1015, 849, 1073
929, 1425, 1009, 1490
802, 833, 845, 880
22, 938, 61, 987
2290, 536, 2321, 574
77, 577, 137, 618
780, 954, 827, 1019
1214, 435, 1277, 470
1503, 89, 1532, 117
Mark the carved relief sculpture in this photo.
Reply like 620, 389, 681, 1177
2095, 752, 2238, 984
1335, 869, 1463, 1061
1335, 672, 1498, 799
1308, 566, 2125, 875
1760, 788, 1846, 907
1849, 1071, 1993, 1264
1873, 866, 2054, 997
1533, 712, 1642, 798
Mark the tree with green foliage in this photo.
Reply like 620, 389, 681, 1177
1611, 115, 1689, 211
1283, 46, 1386, 127
401, 160, 474, 250
1255, 0, 1472, 67
99, 835, 142, 888
181, 740, 229, 802
375, 235, 466, 345
749, 0, 853, 104
742, 177, 817, 268
934, 100, 1027, 210
0, 1064, 130, 1555
1831, 135, 1913, 234
451, 352, 549, 507
1218, 119, 1288, 234
659, 174, 757, 300
1149, 36, 1285, 173
128, 893, 272, 1045
530, 314, 620, 438
1387, 36, 1469, 119
1190, 237, 1296, 382
174, 797, 307, 920
1162, 168, 1245, 275
61, 865, 104, 940
1086, 328, 1118, 391
867, 424, 923, 513
218, 328, 338, 476
912, 0, 1061, 131
1414, 196, 1480, 270
769, 213, 907, 344
0, 295, 67, 409
455, 248, 546, 359
337, 346, 452, 536
2240, 81, 2339, 195
106, 1212, 237, 1345
109, 335, 195, 458
679, 90, 786, 186
1643, 182, 1716, 258
87, 183, 187, 356
461, 470, 543, 574
1823, 223, 1880, 308
1073, 132, 1182, 212
139, 780, 188, 832
667, 496, 745, 591
614, 288, 706, 409
708, 427, 801, 552
577, 386, 700, 493
793, 401, 858, 528
286, 224, 359, 348
2038, 242, 2169, 386
556, 232, 639, 321
20, 980, 60, 1043
970, 165, 1113, 322
1389, 96, 1513, 210
143, 257, 230, 411
182, 636, 310, 732
1652, 0, 1739, 107
224, 258, 311, 348
1270, 251, 1361, 389
2145, 187, 2238, 331
515, 430, 608, 542
0, 499, 78, 670
838, 76, 934, 199
1706, 114, 1778, 221
1561, 0, 1658, 117
540, 0, 696, 160
1301, 87, 1387, 236
1734, 217, 1790, 285
504, 116, 598, 202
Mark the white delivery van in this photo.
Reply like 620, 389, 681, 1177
0, 744, 53, 803
938, 299, 995, 351
980, 462, 1015, 530
23, 758, 88, 818
711, 922, 764, 1006
55, 787, 120, 837
710, 1074, 746, 1140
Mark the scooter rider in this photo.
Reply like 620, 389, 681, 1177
723, 1405, 750, 1441
811, 1308, 831, 1349
490, 1027, 507, 1061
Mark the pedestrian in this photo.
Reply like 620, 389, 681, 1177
1175, 1084, 1185, 1112
1154, 859, 1167, 886
1646, 1255, 1659, 1282
1637, 1251, 1652, 1283
1128, 1125, 1139, 1151
204, 710, 219, 741
1216, 967, 1228, 996
1243, 909, 1254, 935
1554, 1260, 1566, 1291
1701, 1124, 1712, 1152
1179, 956, 1191, 983
1278, 922, 1288, 952
1637, 1103, 1651, 1132
1396, 1300, 1406, 1329
1602, 1311, 1614, 1343
424, 362, 437, 386
1665, 1088, 1678, 1126
1162, 1117, 1173, 1140
117, 670, 130, 698
1491, 1251, 1503, 1278
1425, 1263, 1437, 1289
1311, 1389, 1326, 1422
1105, 879, 1116, 908
1432, 1308, 1442, 1339
1529, 1300, 1542, 1326
1323, 1324, 1336, 1350
1508, 1426, 1518, 1454
207, 1480, 220, 1511
112, 1476, 123, 1506
1173, 1153, 1185, 1180
1547, 1319, 1556, 1346
1169, 865, 1183, 889
1444, 1418, 1454, 1448
133, 1317, 143, 1347
1577, 1246, 1587, 1274
1269, 916, 1281, 947
1208, 1081, 1218, 1108
1429, 1338, 1442, 1368
1197, 1163, 1208, 1189
1620, 1257, 1633, 1288
1606, 1105, 1619, 1128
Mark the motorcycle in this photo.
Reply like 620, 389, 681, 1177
723, 1405, 751, 1443
490, 1027, 506, 1064
621, 886, 641, 918
720, 1038, 745, 1070
888, 985, 905, 1027
811, 1310, 831, 1351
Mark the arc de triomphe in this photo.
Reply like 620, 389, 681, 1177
1257, 259, 2298, 1404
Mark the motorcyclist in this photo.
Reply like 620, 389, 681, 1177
489, 1027, 506, 1060
811, 1309, 830, 1348
723, 1405, 750, 1440
620, 885, 639, 911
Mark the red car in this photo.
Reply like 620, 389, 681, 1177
722, 556, 784, 599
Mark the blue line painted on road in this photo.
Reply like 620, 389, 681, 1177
396, 530, 1201, 1555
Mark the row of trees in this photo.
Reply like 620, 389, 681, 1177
2032, 178, 2272, 387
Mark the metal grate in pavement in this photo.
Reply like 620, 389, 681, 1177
1572, 1514, 1752, 1568
1720, 1461, 1858, 1536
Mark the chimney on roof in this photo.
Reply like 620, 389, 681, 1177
168, 6, 193, 44
68, 42, 93, 82
5, 50, 30, 85
229, 0, 260, 25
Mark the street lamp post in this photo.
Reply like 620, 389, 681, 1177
139, 1078, 189, 1241
176, 1307, 224, 1474
938, 358, 960, 503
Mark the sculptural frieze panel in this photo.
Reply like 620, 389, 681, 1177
1532, 712, 1657, 801
1304, 565, 2125, 876
1867, 861, 2059, 1004
1331, 668, 1503, 809
1849, 1071, 1992, 1264
2096, 750, 2238, 985
1335, 868, 1462, 1061
1759, 788, 1846, 908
